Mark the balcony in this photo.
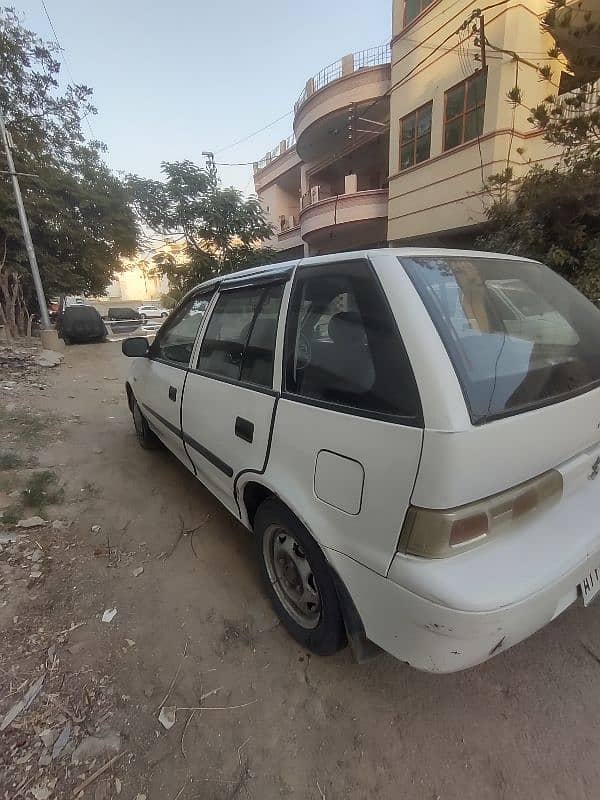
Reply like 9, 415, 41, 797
293, 46, 391, 163
299, 187, 389, 252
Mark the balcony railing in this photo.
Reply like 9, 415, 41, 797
294, 44, 391, 113
253, 134, 296, 173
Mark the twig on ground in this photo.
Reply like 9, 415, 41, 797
237, 737, 250, 766
163, 514, 210, 560
316, 780, 326, 799
200, 687, 222, 702
71, 751, 126, 798
176, 699, 258, 712
9, 773, 35, 800
156, 639, 189, 712
54, 621, 85, 637
181, 709, 197, 763
172, 781, 188, 800
581, 640, 600, 666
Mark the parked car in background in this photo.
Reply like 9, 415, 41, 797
57, 304, 108, 345
137, 304, 169, 322
104, 307, 143, 336
122, 249, 600, 673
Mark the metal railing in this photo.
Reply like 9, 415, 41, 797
253, 134, 296, 173
294, 44, 391, 113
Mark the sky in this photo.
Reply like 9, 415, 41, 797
16, 0, 392, 193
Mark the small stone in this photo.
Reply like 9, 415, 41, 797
102, 607, 117, 623
115, 778, 122, 795
17, 516, 47, 528
31, 549, 43, 563
29, 569, 42, 579
34, 349, 63, 368
71, 732, 121, 764
132, 566, 144, 577
93, 448, 103, 455
91, 525, 101, 534
52, 520, 70, 531
158, 706, 176, 729
125, 639, 136, 647
143, 686, 153, 698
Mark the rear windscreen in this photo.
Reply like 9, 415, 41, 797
400, 255, 600, 424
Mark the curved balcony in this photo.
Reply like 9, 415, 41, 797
299, 188, 388, 249
294, 46, 391, 163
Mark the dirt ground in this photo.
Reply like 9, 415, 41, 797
2, 339, 600, 800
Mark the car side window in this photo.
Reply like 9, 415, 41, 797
152, 292, 213, 365
197, 282, 284, 388
284, 260, 421, 420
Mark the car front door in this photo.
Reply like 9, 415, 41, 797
181, 276, 287, 514
132, 291, 213, 467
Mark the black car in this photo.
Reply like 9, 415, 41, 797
57, 305, 108, 345
105, 307, 143, 335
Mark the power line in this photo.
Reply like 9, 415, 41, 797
40, 0, 95, 139
214, 111, 293, 155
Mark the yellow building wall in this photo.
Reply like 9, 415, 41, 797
388, 0, 563, 243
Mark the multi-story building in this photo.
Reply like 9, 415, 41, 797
253, 0, 599, 257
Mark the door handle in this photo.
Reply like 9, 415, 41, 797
235, 416, 254, 443
168, 385, 177, 402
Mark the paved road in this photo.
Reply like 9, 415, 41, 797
37, 341, 600, 799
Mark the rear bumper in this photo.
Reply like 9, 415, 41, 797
326, 546, 595, 672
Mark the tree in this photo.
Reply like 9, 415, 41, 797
128, 160, 276, 300
0, 7, 138, 336
477, 0, 600, 296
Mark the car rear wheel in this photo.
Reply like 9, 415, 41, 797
132, 397, 160, 450
255, 499, 346, 656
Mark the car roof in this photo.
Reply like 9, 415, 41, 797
185, 248, 540, 296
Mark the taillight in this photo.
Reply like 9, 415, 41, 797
398, 469, 563, 559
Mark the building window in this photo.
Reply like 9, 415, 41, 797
404, 0, 434, 27
444, 70, 487, 151
400, 102, 433, 170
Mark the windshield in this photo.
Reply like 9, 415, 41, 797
401, 255, 600, 424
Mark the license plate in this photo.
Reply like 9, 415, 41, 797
581, 566, 600, 607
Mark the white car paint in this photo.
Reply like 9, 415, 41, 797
125, 249, 600, 673
137, 304, 169, 319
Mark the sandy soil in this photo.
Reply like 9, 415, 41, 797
2, 339, 600, 800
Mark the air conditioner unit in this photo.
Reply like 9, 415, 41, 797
310, 185, 320, 204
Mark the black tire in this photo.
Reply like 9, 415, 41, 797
160, 312, 168, 318
132, 396, 160, 450
254, 499, 346, 656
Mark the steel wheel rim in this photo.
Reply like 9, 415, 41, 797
263, 524, 321, 629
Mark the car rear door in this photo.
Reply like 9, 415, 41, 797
181, 272, 289, 514
132, 290, 214, 467
260, 257, 424, 574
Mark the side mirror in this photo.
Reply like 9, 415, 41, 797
122, 337, 149, 358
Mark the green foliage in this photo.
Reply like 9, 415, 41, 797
0, 7, 138, 333
479, 0, 600, 295
128, 160, 277, 297
21, 469, 64, 510
0, 450, 22, 470
478, 159, 600, 297
1, 504, 20, 525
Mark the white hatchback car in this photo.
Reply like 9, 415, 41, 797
122, 249, 600, 672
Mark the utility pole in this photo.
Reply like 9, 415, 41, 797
0, 109, 52, 331
202, 150, 217, 187
478, 14, 487, 70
